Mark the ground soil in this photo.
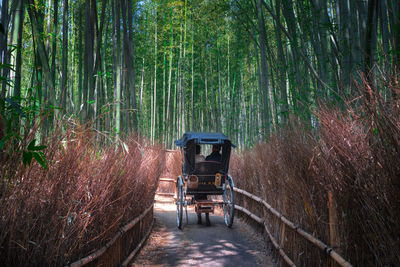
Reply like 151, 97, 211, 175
131, 201, 274, 266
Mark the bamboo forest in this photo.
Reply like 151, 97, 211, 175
1, 0, 397, 147
1, 0, 399, 266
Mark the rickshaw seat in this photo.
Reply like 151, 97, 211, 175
193, 161, 222, 175
186, 161, 225, 195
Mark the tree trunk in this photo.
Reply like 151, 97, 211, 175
77, 2, 83, 114
113, 0, 121, 141
60, 0, 68, 113
121, 0, 136, 132
83, 0, 95, 121
364, 0, 378, 99
388, 0, 400, 74
281, 0, 303, 110
274, 0, 288, 124
255, 0, 270, 135
153, 7, 157, 143
0, 0, 9, 106
379, 0, 390, 76
12, 0, 25, 105
48, 0, 58, 106
339, 0, 351, 93
139, 57, 144, 137
26, 0, 54, 92
166, 15, 173, 146
191, 21, 194, 131
94, 0, 106, 129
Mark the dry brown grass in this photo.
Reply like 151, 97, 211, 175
0, 122, 165, 266
231, 77, 400, 266
157, 150, 182, 194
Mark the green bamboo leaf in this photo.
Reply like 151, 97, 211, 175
30, 145, 47, 151
33, 152, 48, 170
23, 151, 33, 165
0, 139, 5, 151
27, 139, 36, 150
0, 63, 15, 72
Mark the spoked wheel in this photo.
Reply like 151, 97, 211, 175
223, 177, 235, 227
176, 177, 184, 229
185, 200, 188, 223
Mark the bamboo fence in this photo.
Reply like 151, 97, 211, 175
68, 203, 154, 267
233, 187, 352, 267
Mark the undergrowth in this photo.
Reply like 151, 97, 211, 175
231, 75, 400, 266
0, 122, 165, 266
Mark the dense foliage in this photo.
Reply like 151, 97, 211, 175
1, 0, 398, 148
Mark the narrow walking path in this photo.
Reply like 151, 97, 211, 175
131, 202, 273, 266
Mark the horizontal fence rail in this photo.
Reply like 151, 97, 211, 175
68, 203, 154, 267
235, 205, 296, 267
233, 187, 352, 267
156, 177, 176, 198
159, 177, 176, 182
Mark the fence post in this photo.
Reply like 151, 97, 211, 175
328, 191, 340, 252
139, 213, 143, 241
279, 197, 287, 267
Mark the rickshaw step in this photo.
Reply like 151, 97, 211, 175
195, 200, 215, 214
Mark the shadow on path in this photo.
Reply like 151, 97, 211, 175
132, 203, 273, 267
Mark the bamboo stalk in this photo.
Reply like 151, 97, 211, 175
121, 205, 153, 233
235, 205, 263, 224
234, 187, 352, 267
69, 203, 154, 267
69, 246, 108, 267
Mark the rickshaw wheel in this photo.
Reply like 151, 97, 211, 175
176, 180, 184, 229
223, 178, 235, 227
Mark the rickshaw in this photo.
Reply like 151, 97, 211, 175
174, 132, 235, 229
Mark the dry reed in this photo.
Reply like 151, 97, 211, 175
231, 76, 400, 266
157, 150, 182, 194
0, 122, 165, 266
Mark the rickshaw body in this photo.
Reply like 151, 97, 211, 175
175, 132, 235, 229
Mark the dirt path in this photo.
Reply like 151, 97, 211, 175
131, 202, 273, 266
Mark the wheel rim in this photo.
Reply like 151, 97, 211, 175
223, 181, 234, 227
176, 184, 183, 228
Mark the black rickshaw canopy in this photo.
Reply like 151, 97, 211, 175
175, 132, 235, 175
175, 131, 236, 148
